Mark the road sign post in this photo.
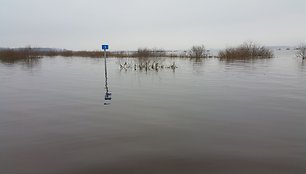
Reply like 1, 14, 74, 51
102, 44, 111, 105
102, 44, 109, 78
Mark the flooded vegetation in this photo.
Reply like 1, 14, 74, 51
0, 42, 278, 65
0, 47, 173, 59
1, 50, 306, 174
0, 47, 41, 62
119, 57, 177, 72
0, 45, 211, 60
218, 42, 273, 60
0, 43, 276, 73
296, 44, 306, 60
188, 45, 207, 58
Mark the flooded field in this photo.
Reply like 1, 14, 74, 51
1, 50, 306, 174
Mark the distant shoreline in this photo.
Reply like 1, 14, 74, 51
0, 43, 300, 60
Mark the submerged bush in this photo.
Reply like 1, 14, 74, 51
188, 45, 207, 58
218, 42, 273, 59
133, 48, 166, 57
296, 44, 306, 60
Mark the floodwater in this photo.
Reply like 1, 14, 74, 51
1, 50, 306, 174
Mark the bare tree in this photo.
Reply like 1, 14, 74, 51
189, 45, 207, 58
297, 44, 306, 60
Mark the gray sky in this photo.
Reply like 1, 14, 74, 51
1, 0, 306, 50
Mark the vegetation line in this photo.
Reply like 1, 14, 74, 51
0, 47, 206, 59
2, 42, 304, 61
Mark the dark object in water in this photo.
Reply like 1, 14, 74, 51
104, 92, 112, 105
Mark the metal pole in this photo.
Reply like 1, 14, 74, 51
104, 49, 108, 94
104, 50, 107, 77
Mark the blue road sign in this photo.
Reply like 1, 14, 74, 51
102, 45, 109, 50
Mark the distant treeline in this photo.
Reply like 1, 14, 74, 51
1, 41, 292, 60
0, 47, 41, 59
0, 47, 180, 59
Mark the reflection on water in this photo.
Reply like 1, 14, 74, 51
219, 57, 273, 65
189, 57, 205, 64
104, 57, 112, 105
1, 51, 306, 174
299, 59, 306, 72
0, 57, 41, 69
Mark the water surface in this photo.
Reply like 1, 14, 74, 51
1, 51, 306, 174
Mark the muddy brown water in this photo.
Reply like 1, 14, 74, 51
1, 50, 306, 174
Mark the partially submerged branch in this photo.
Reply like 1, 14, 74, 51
296, 44, 306, 60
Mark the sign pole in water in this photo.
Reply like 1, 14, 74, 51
102, 44, 109, 77
102, 44, 111, 105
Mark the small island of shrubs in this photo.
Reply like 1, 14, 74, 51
218, 41, 273, 60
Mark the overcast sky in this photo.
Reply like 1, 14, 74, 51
1, 0, 306, 50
